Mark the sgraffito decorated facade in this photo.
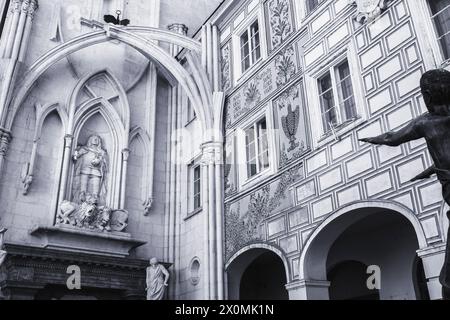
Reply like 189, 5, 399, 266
1, 0, 450, 300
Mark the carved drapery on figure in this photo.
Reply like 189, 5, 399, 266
57, 135, 128, 233
146, 258, 170, 300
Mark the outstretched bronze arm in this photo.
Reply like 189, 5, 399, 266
359, 119, 423, 147
410, 165, 436, 182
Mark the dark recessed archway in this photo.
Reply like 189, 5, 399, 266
226, 247, 289, 300
324, 210, 425, 300
328, 261, 380, 300
239, 251, 289, 300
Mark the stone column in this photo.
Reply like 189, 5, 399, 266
1, 0, 22, 59
0, 0, 38, 153
201, 141, 225, 300
18, 0, 38, 62
417, 245, 447, 300
120, 148, 130, 210
286, 280, 330, 300
57, 134, 74, 208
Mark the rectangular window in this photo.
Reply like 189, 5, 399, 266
307, 0, 325, 14
318, 60, 356, 134
186, 99, 196, 124
193, 165, 201, 211
240, 20, 261, 73
430, 0, 450, 60
0, 0, 10, 39
245, 117, 270, 179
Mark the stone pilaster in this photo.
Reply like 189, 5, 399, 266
418, 244, 447, 300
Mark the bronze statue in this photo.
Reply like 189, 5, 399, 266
360, 69, 450, 299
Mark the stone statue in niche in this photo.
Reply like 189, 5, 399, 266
359, 69, 450, 299
0, 228, 7, 267
146, 258, 170, 300
73, 135, 108, 204
57, 135, 129, 233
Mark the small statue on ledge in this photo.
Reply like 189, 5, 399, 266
360, 69, 450, 299
0, 228, 7, 267
146, 258, 170, 300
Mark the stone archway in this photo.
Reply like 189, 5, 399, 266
3, 24, 215, 137
225, 243, 290, 300
297, 201, 429, 300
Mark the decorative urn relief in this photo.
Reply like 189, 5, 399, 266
28, 70, 150, 258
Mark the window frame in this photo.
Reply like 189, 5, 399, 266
239, 20, 262, 73
244, 117, 270, 179
232, 7, 268, 84
192, 165, 201, 211
236, 106, 277, 189
427, 0, 450, 63
305, 45, 367, 149
317, 59, 357, 134
187, 161, 203, 217
185, 99, 197, 126
306, 0, 325, 15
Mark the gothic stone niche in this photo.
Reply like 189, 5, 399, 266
58, 119, 128, 233
275, 82, 309, 168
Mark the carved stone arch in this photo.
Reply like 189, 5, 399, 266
225, 242, 291, 300
5, 27, 214, 140
225, 242, 291, 283
68, 68, 130, 134
20, 103, 66, 198
35, 102, 68, 140
298, 200, 429, 282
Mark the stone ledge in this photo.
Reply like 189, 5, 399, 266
29, 225, 147, 258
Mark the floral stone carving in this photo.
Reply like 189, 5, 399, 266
267, 0, 293, 50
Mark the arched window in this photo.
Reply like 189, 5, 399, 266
429, 0, 450, 60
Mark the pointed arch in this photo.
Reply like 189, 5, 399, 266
4, 25, 214, 141
35, 102, 68, 141
298, 200, 428, 282
69, 97, 127, 209
225, 242, 291, 283
68, 68, 130, 134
